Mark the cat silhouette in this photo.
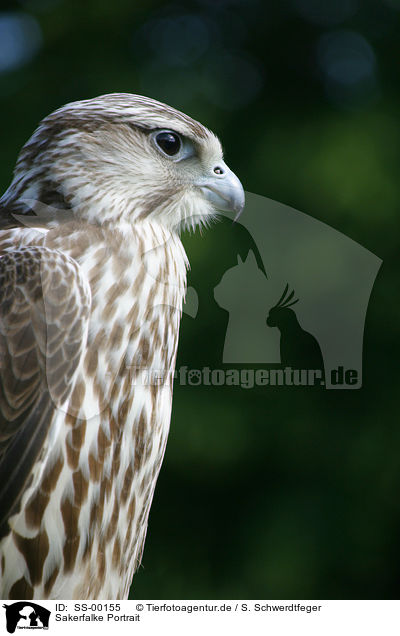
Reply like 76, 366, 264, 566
214, 250, 280, 363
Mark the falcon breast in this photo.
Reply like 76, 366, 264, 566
0, 93, 244, 599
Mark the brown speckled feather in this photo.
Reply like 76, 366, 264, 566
0, 246, 90, 537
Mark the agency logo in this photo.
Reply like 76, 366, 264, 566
16, 192, 382, 396
179, 193, 382, 389
2, 603, 50, 633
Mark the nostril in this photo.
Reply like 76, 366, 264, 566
213, 166, 224, 175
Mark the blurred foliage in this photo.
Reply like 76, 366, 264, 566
0, 0, 399, 599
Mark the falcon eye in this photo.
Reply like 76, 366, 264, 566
155, 131, 181, 156
151, 129, 195, 162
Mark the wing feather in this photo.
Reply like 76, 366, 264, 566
0, 246, 91, 535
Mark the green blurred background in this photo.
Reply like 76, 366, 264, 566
0, 0, 399, 599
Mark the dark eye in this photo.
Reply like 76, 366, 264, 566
155, 131, 181, 156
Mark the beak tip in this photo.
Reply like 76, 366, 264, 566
233, 191, 245, 222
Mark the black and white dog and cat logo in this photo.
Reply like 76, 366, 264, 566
2, 603, 50, 633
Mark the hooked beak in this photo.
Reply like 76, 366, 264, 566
195, 161, 245, 221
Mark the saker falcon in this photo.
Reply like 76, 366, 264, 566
0, 93, 244, 599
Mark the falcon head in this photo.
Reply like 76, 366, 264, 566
4, 93, 244, 230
